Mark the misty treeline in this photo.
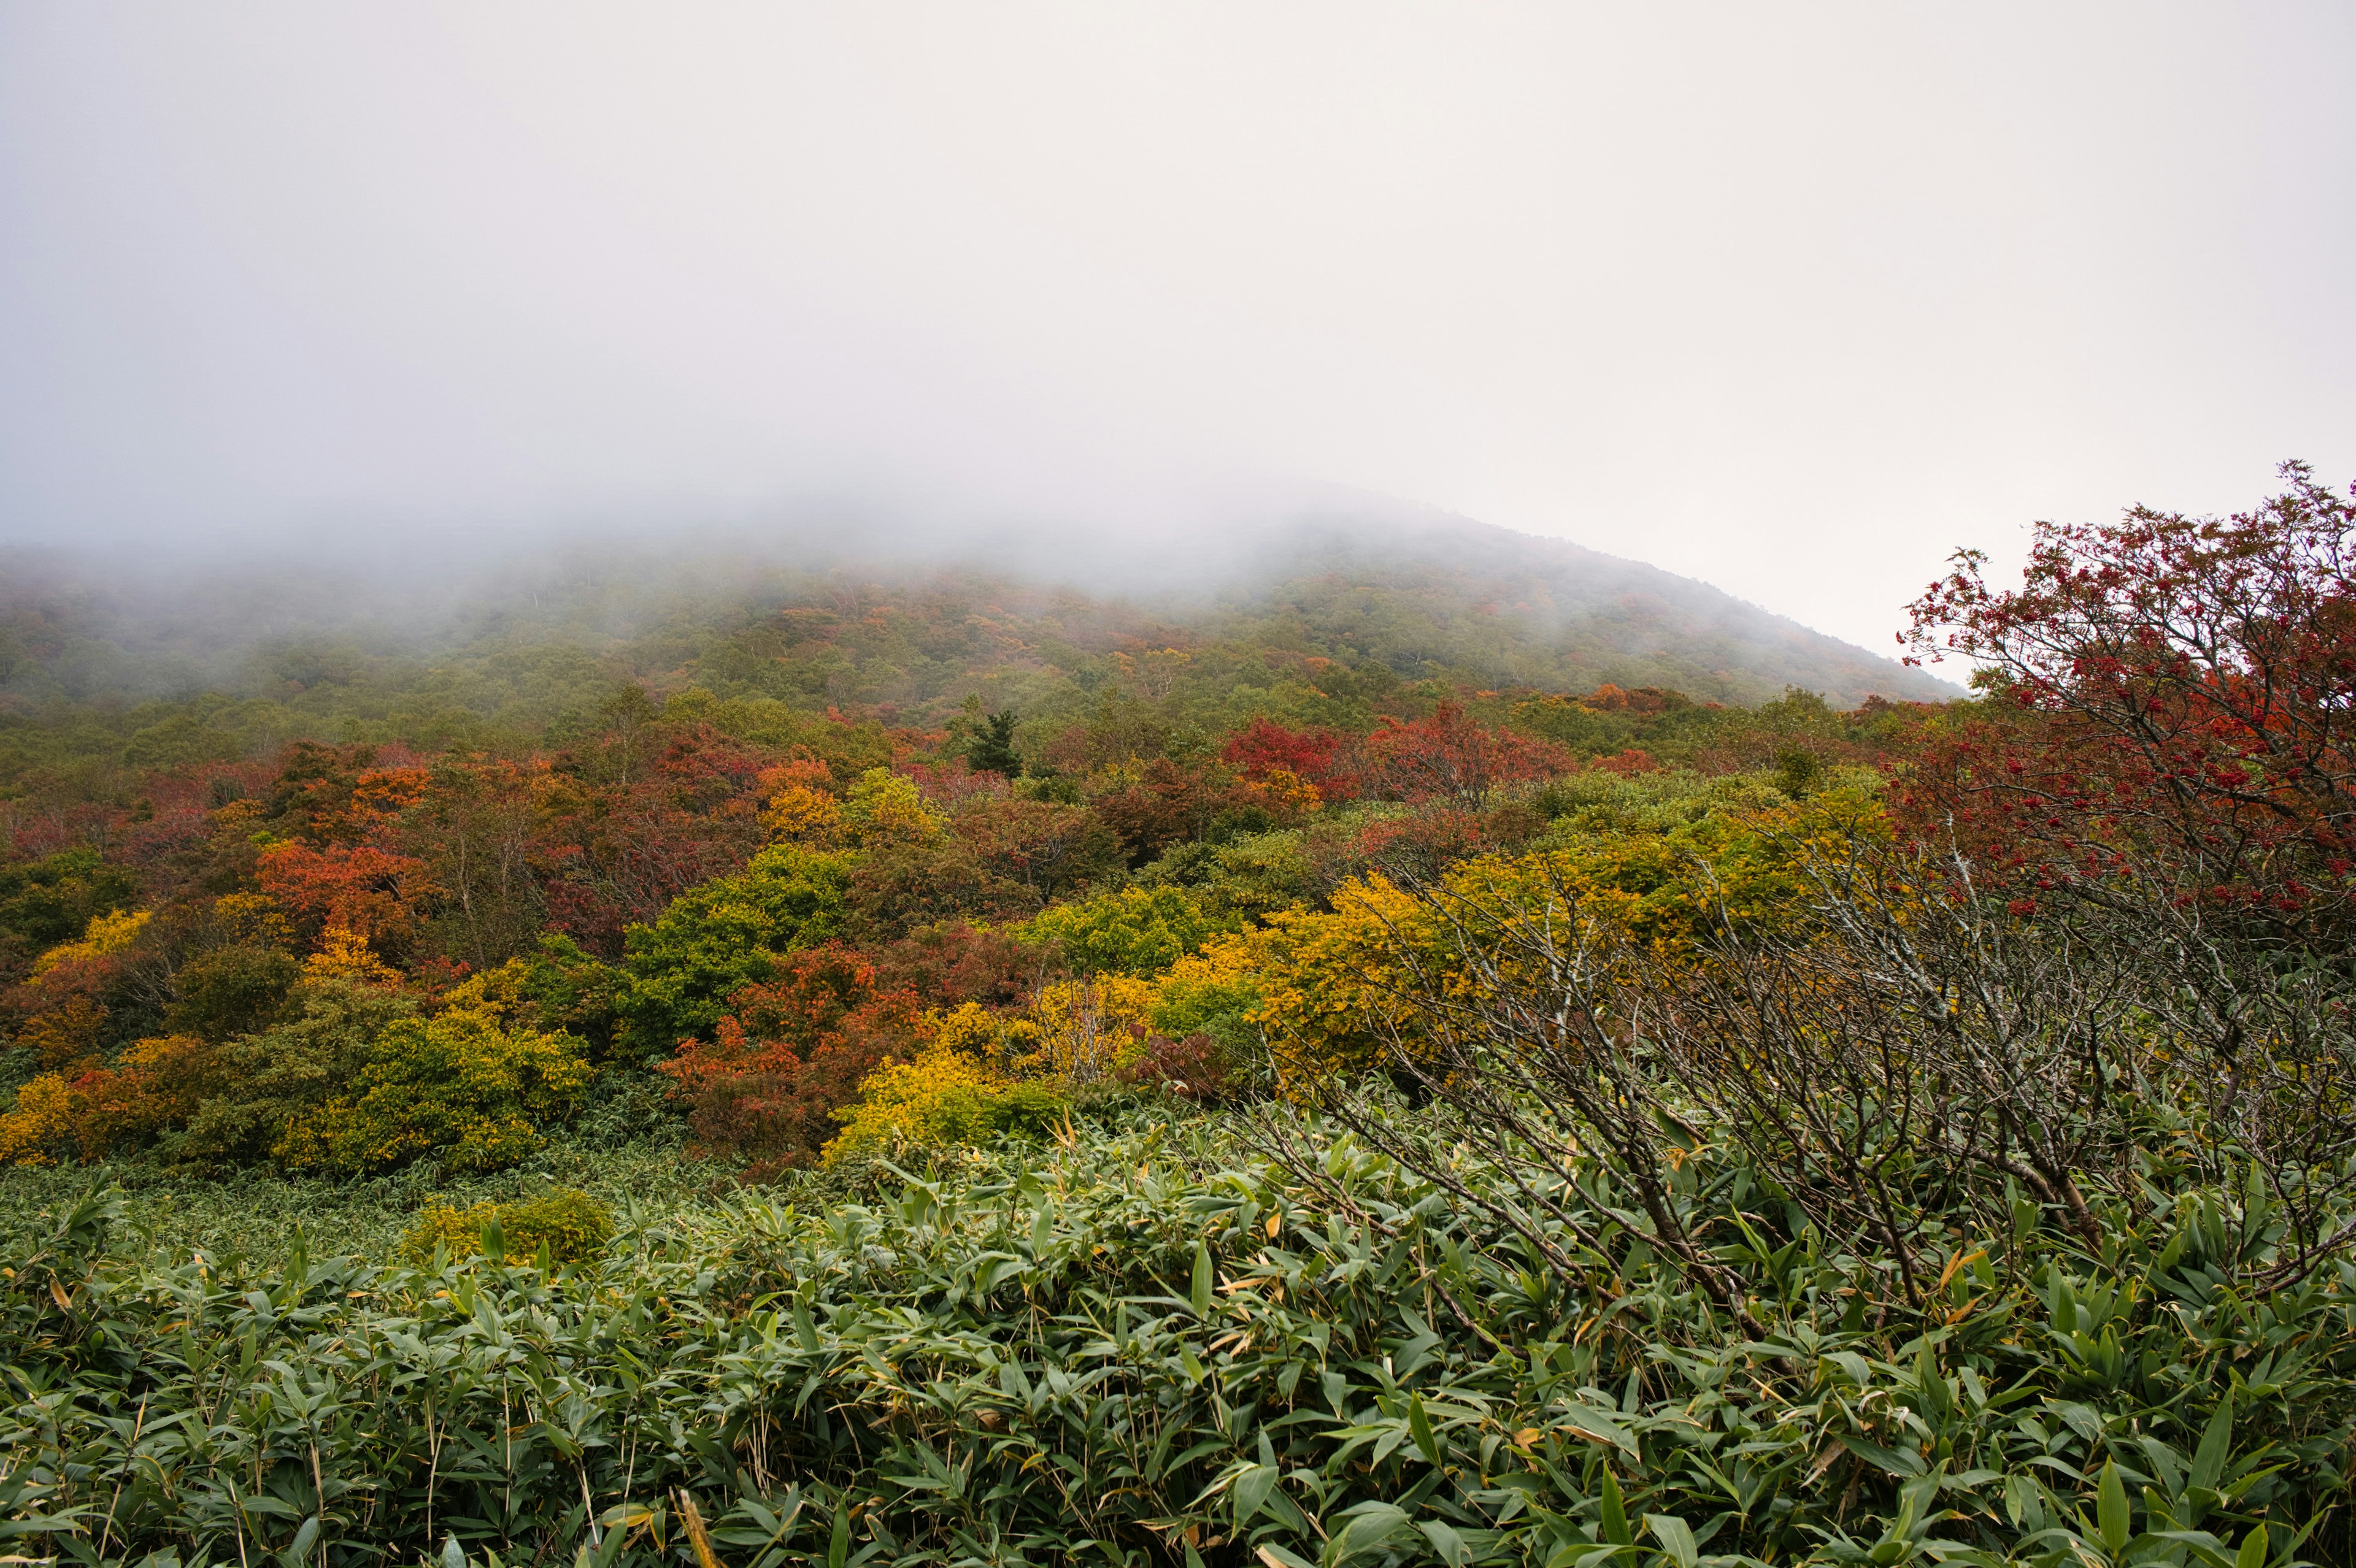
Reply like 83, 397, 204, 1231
0, 510, 1942, 810
7, 470, 2356, 1564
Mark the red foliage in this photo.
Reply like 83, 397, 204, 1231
1900, 462, 2356, 932
1120, 1032, 1234, 1101
255, 841, 434, 946
1356, 702, 1569, 807
1221, 718, 1348, 796
660, 924, 1038, 1173
1592, 748, 1658, 776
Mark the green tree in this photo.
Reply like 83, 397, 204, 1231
279, 1007, 594, 1174
165, 946, 301, 1043
967, 708, 1024, 778
614, 845, 853, 1056
174, 977, 417, 1168
1019, 885, 1241, 977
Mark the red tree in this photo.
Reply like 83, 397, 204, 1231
1900, 462, 2356, 934
1220, 718, 1347, 797
1356, 702, 1568, 808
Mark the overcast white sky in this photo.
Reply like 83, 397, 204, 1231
2, 3, 2350, 652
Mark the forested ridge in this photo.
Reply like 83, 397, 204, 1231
6, 478, 2356, 1567
0, 510, 1944, 812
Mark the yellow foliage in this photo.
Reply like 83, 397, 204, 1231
1249, 875, 1429, 1089
0, 1073, 74, 1166
930, 999, 1039, 1061
825, 1037, 1009, 1163
274, 1007, 593, 1174
1253, 767, 1322, 813
763, 783, 845, 846
212, 892, 294, 948
842, 768, 944, 846
1023, 974, 1159, 1083
1241, 789, 1890, 1092
31, 909, 151, 975
306, 926, 403, 985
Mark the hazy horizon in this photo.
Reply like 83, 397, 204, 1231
4, 3, 2351, 657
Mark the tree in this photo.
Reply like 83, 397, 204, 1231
1357, 702, 1568, 809
1902, 462, 2356, 940
613, 844, 853, 1055
966, 709, 1024, 778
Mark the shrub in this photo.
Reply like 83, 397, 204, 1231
1022, 975, 1157, 1083
166, 944, 301, 1042
614, 845, 853, 1055
825, 1033, 1066, 1164
176, 977, 417, 1168
0, 1073, 73, 1166
1017, 884, 1241, 977
441, 933, 623, 1058
277, 1009, 595, 1174
1118, 1031, 1235, 1101
398, 1187, 615, 1267
29, 909, 150, 977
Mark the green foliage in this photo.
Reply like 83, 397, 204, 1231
615, 845, 853, 1056
174, 977, 417, 1167
399, 1186, 615, 1267
0, 1125, 699, 1261
279, 1007, 595, 1174
966, 706, 1024, 777
0, 847, 137, 980
825, 1040, 1071, 1164
1137, 829, 1320, 920
0, 1110, 2339, 1564
164, 943, 301, 1042
1017, 884, 1241, 977
452, 932, 625, 1057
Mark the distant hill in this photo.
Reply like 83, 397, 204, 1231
0, 501, 1952, 788
1206, 507, 1954, 709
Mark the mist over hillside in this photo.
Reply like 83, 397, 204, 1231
0, 500, 1950, 731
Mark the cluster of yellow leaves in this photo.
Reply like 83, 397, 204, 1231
763, 784, 845, 845
212, 891, 294, 948
398, 1187, 615, 1268
1020, 975, 1158, 1083
0, 1034, 217, 1166
842, 768, 944, 844
1244, 788, 1888, 1091
29, 909, 151, 977
1249, 875, 1427, 1087
825, 1026, 1012, 1164
762, 766, 944, 850
0, 1073, 75, 1166
1147, 932, 1266, 1040
306, 926, 403, 985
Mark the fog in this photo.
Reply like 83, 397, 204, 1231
2, 3, 2351, 654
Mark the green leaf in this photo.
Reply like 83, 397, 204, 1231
1644, 1515, 1698, 1568
2192, 1396, 2235, 1495
1600, 1469, 1632, 1548
444, 1535, 468, 1568
1420, 1520, 1470, 1568
1323, 1503, 1410, 1567
828, 1504, 851, 1568
1407, 1393, 1441, 1467
2097, 1459, 2130, 1556
1233, 1463, 1278, 1526
2235, 1523, 2268, 1568
1191, 1242, 1215, 1318
1558, 1404, 1641, 1461
288, 1515, 320, 1564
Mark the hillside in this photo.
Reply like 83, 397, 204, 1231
0, 506, 1950, 797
